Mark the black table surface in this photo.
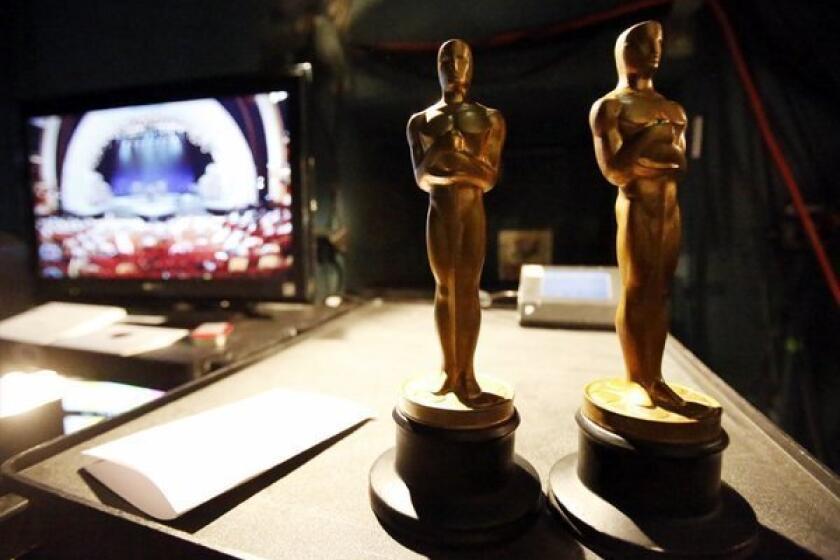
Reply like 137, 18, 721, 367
4, 301, 839, 559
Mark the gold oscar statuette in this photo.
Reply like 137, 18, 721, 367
586, 20, 721, 445
369, 39, 541, 545
548, 23, 758, 559
402, 38, 512, 429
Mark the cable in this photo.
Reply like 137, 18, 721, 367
708, 0, 840, 306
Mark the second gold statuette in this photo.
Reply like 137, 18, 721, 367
548, 21, 758, 560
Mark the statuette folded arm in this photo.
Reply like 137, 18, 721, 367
590, 100, 682, 187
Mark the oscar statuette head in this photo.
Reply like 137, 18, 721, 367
615, 20, 663, 86
437, 39, 473, 101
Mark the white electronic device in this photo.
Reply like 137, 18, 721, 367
517, 264, 620, 328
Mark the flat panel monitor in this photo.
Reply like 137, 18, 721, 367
23, 70, 312, 303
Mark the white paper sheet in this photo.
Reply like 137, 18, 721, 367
82, 389, 374, 520
53, 324, 188, 356
0, 302, 126, 345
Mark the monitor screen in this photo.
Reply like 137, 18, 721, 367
25, 75, 310, 301
541, 269, 613, 301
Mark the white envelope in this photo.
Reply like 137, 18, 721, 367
83, 389, 374, 520
53, 324, 188, 356
0, 302, 127, 345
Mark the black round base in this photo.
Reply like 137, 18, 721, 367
549, 455, 758, 559
548, 412, 759, 559
370, 448, 542, 546
369, 408, 542, 546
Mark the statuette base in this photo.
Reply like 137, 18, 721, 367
549, 411, 758, 559
582, 378, 722, 444
399, 372, 514, 430
369, 407, 541, 546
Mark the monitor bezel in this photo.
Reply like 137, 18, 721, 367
21, 66, 315, 305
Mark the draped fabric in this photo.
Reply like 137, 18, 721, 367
706, 0, 840, 467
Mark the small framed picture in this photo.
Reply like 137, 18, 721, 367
497, 229, 553, 281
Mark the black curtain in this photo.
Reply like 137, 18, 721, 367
677, 0, 840, 467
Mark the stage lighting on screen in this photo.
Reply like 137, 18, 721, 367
24, 74, 311, 301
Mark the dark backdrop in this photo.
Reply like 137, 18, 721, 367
1, 0, 837, 469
